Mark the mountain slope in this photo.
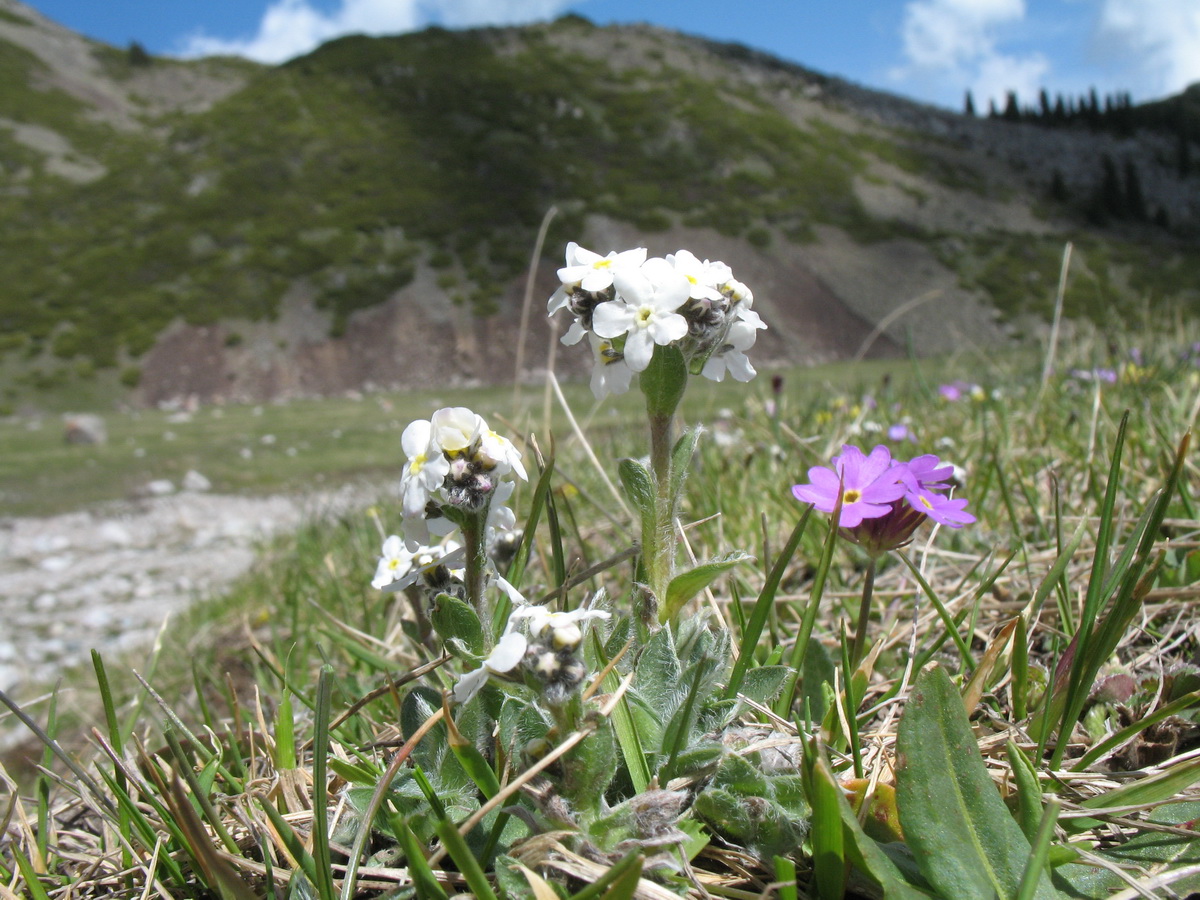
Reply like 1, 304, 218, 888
0, 3, 1197, 407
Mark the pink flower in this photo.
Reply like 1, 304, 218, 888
791, 445, 906, 528
793, 445, 975, 554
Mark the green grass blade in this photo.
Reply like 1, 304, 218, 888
895, 551, 974, 670
310, 666, 338, 900
802, 736, 847, 900
1014, 798, 1061, 900
261, 798, 324, 890
10, 845, 53, 900
592, 631, 650, 793
35, 688, 57, 864
567, 849, 645, 899
1072, 689, 1200, 772
725, 506, 811, 701
396, 815, 450, 900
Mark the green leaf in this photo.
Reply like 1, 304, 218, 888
803, 744, 847, 900
740, 666, 791, 706
1006, 740, 1044, 842
896, 664, 1059, 900
640, 342, 688, 420
1056, 802, 1200, 898
692, 787, 805, 860
661, 551, 753, 622
617, 457, 655, 519
808, 753, 933, 900
800, 639, 836, 725
430, 594, 485, 657
635, 626, 682, 718
668, 426, 702, 500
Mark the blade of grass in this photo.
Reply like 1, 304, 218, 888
35, 687, 57, 866
9, 845, 52, 900
1072, 690, 1200, 772
310, 666, 337, 900
395, 813, 450, 900
415, 767, 499, 900
895, 550, 973, 671
1014, 799, 1062, 900
724, 507, 811, 701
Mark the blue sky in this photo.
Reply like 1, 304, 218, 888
21, 0, 1200, 111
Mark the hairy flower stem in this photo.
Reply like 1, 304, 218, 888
462, 508, 492, 648
850, 556, 879, 667
646, 411, 677, 625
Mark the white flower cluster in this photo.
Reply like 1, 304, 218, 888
370, 534, 463, 591
454, 602, 611, 704
397, 405, 527, 547
547, 242, 767, 398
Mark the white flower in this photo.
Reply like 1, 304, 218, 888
379, 540, 465, 593
478, 426, 527, 480
596, 258, 690, 372
454, 631, 528, 704
666, 249, 730, 303
720, 277, 754, 308
399, 419, 449, 518
701, 308, 767, 383
560, 319, 588, 346
486, 480, 518, 537
371, 535, 414, 589
555, 242, 647, 294
589, 335, 634, 399
508, 603, 611, 651
430, 407, 482, 454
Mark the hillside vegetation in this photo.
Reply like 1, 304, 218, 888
0, 2, 1198, 409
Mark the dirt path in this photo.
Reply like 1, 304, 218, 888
0, 483, 378, 708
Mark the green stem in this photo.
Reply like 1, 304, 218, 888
462, 507, 492, 646
647, 411, 676, 611
850, 556, 878, 667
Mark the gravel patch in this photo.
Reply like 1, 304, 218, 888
0, 483, 378, 745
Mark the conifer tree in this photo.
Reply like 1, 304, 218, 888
1123, 159, 1147, 220
1003, 90, 1020, 121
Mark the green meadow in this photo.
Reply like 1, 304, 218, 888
1, 310, 1198, 898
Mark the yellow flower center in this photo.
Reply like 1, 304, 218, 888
592, 259, 612, 270
919, 494, 934, 511
636, 307, 654, 325
843, 489, 862, 504
408, 452, 427, 475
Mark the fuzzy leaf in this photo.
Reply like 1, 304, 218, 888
617, 457, 655, 520
635, 626, 682, 718
640, 343, 688, 419
662, 551, 753, 622
430, 594, 484, 657
738, 665, 790, 706
668, 426, 702, 500
692, 787, 806, 860
896, 664, 1059, 900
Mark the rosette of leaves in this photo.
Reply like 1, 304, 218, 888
693, 750, 811, 859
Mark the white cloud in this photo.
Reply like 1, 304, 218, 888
178, 0, 571, 64
1096, 0, 1200, 97
891, 0, 1048, 109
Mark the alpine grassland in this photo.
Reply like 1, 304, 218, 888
1, 237, 1198, 900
